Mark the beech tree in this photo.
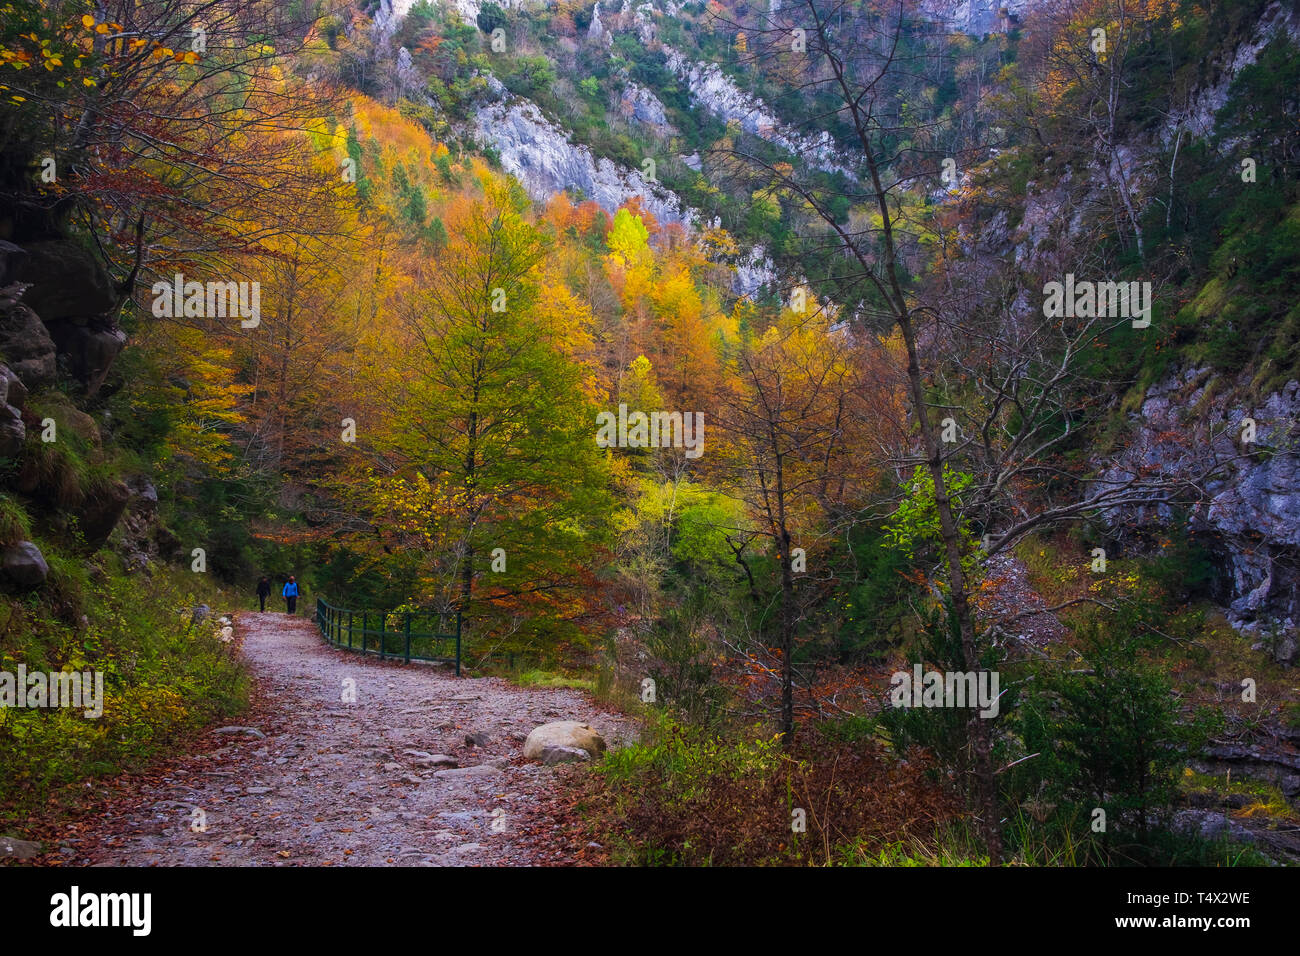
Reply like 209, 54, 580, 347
362, 184, 613, 645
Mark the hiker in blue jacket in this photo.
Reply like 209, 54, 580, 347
283, 576, 299, 614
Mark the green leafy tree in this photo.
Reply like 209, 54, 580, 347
370, 185, 613, 647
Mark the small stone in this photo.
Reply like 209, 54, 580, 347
213, 726, 265, 738
0, 836, 40, 859
541, 745, 591, 766
404, 751, 457, 768
437, 764, 503, 778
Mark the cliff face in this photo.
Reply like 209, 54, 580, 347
0, 237, 152, 592
474, 97, 693, 225
973, 2, 1300, 651
661, 45, 854, 179
919, 0, 1034, 35
1104, 371, 1300, 659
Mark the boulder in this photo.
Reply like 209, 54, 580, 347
11, 239, 117, 322
523, 721, 607, 762
0, 285, 57, 390
1, 541, 49, 590
75, 479, 129, 550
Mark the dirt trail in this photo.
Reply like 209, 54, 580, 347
69, 612, 632, 866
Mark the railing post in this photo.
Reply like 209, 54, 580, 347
404, 612, 411, 664
348, 610, 353, 650
455, 610, 462, 678
362, 612, 368, 656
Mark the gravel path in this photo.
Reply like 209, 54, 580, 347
70, 612, 633, 867
977, 553, 1067, 649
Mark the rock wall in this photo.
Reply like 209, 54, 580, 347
474, 98, 694, 225
1104, 370, 1300, 656
662, 46, 854, 179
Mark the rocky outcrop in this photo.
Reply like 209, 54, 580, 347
733, 245, 776, 298
0, 284, 57, 390
662, 46, 854, 179
474, 98, 693, 225
117, 476, 181, 572
919, 0, 1032, 35
1190, 740, 1300, 804
588, 0, 606, 41
1162, 1, 1300, 144
0, 835, 41, 860
12, 240, 117, 322
620, 81, 671, 131
1104, 370, 1300, 651
0, 237, 127, 395
0, 364, 28, 458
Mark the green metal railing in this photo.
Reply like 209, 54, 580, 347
316, 598, 461, 676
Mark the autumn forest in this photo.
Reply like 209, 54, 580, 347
1, 0, 1299, 883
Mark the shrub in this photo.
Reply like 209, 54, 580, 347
1006, 619, 1211, 849
586, 714, 960, 865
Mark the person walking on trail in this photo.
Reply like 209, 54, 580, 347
256, 576, 271, 612
283, 576, 299, 614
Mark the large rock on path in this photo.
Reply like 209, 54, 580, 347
523, 721, 607, 763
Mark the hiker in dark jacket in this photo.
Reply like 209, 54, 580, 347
256, 576, 271, 612
283, 576, 299, 614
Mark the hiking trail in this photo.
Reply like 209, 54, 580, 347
66, 611, 632, 866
